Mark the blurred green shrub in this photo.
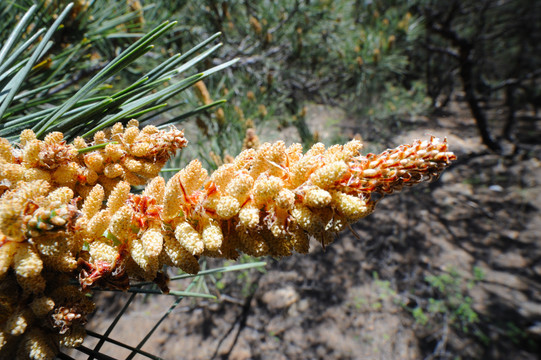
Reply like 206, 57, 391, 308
407, 267, 484, 342
152, 0, 429, 150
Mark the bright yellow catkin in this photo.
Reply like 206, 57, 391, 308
238, 202, 260, 229
130, 143, 150, 159
83, 151, 105, 173
275, 188, 295, 209
179, 159, 208, 196
130, 237, 158, 276
0, 121, 455, 359
252, 175, 284, 206
44, 187, 74, 206
108, 205, 135, 241
5, 308, 33, 336
330, 191, 370, 220
104, 143, 124, 162
87, 210, 111, 238
162, 173, 183, 221
215, 195, 240, 219
310, 160, 348, 188
23, 168, 52, 182
106, 181, 131, 214
0, 123, 194, 358
103, 163, 124, 178
161, 235, 200, 274
303, 187, 332, 208
57, 325, 85, 348
81, 184, 104, 219
174, 222, 204, 255
88, 239, 118, 264
0, 162, 24, 183
141, 226, 163, 257
209, 163, 235, 191
12, 243, 43, 280
225, 172, 253, 203
201, 220, 223, 251
143, 176, 165, 203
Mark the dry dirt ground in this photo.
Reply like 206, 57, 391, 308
68, 99, 541, 360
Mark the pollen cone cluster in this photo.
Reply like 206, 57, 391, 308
159, 136, 455, 262
0, 121, 455, 359
0, 121, 186, 359
1, 119, 187, 197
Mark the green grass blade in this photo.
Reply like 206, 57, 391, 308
137, 98, 188, 125
50, 78, 163, 133
0, 3, 74, 119
87, 4, 155, 36
168, 290, 216, 298
43, 41, 85, 85
128, 103, 168, 118
132, 262, 267, 287
77, 141, 116, 154
3, 91, 67, 116
13, 80, 64, 101
53, 98, 115, 135
200, 58, 240, 78
168, 43, 223, 77
90, 286, 216, 298
2, 96, 108, 130
33, 21, 177, 138
137, 32, 222, 85
150, 57, 237, 113
0, 51, 60, 112
0, 28, 45, 78
138, 53, 181, 83
33, 43, 154, 137
111, 76, 150, 98
104, 32, 145, 39
81, 73, 203, 138
157, 100, 226, 128
173, 31, 222, 64
171, 261, 267, 280
101, 21, 176, 71
2, 107, 54, 127
0, 4, 37, 65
